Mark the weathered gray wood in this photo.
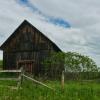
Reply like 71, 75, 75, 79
0, 69, 22, 88
17, 67, 23, 88
61, 71, 64, 90
1, 20, 62, 75
0, 78, 19, 81
21, 67, 24, 85
0, 70, 21, 73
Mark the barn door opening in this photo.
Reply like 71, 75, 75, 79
17, 60, 35, 74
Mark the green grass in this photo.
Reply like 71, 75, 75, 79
0, 73, 19, 78
0, 80, 100, 100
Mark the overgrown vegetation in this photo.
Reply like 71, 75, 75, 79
0, 80, 100, 100
64, 72, 100, 80
43, 52, 98, 73
0, 60, 3, 66
0, 72, 18, 78
0, 52, 99, 100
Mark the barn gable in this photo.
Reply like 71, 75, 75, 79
0, 20, 61, 52
0, 20, 62, 75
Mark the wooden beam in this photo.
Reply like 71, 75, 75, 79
22, 74, 54, 90
0, 78, 19, 81
18, 60, 35, 63
0, 70, 21, 73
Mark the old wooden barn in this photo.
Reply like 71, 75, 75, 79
0, 20, 62, 75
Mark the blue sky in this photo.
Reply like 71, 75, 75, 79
0, 0, 100, 67
18, 0, 71, 28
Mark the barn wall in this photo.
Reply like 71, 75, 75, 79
3, 23, 59, 75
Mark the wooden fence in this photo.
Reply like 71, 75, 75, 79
0, 68, 22, 88
0, 67, 54, 90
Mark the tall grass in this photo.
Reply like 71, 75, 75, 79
0, 80, 100, 100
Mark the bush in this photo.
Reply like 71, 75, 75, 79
64, 72, 100, 80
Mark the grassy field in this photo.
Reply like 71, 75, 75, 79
0, 79, 100, 100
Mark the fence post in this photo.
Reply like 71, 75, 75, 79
61, 70, 64, 90
17, 67, 23, 89
21, 67, 24, 85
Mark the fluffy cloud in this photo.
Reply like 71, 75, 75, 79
0, 0, 100, 67
31, 0, 100, 27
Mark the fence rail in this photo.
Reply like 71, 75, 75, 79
0, 68, 53, 90
0, 70, 21, 73
0, 68, 22, 88
0, 78, 20, 81
23, 74, 54, 90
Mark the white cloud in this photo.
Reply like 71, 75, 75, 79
31, 0, 100, 27
0, 0, 100, 67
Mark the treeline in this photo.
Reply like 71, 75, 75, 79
42, 52, 100, 80
43, 52, 99, 73
64, 72, 100, 80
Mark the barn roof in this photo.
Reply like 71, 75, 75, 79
0, 20, 62, 51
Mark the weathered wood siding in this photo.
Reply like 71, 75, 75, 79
2, 21, 61, 75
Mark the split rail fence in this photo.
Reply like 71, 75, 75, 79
0, 68, 53, 90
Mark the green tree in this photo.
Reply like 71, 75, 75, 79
42, 52, 98, 73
